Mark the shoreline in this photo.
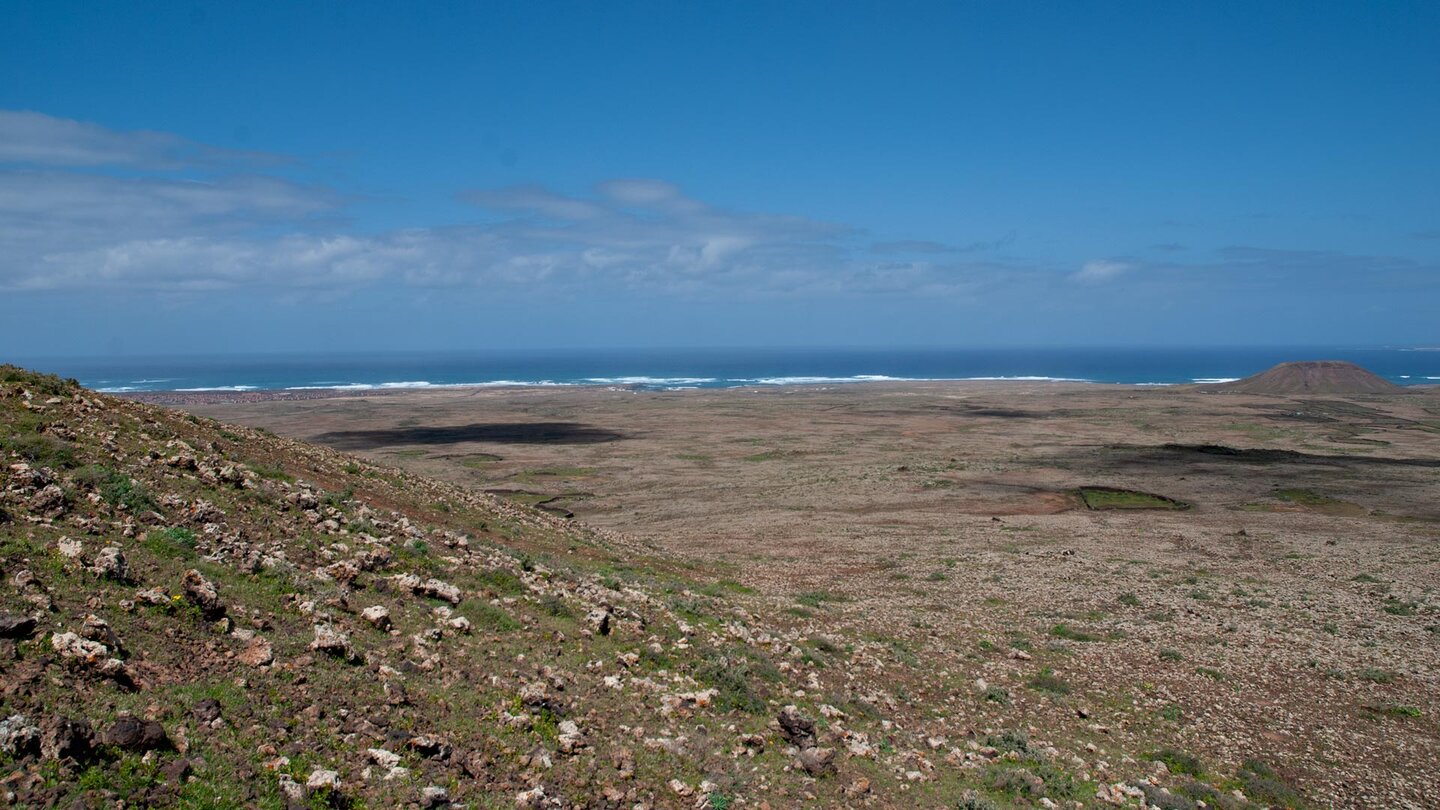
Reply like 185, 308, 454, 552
114, 378, 1159, 406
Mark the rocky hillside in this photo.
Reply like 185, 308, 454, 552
1, 366, 1306, 809
1204, 361, 1402, 395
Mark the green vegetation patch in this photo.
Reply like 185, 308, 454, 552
75, 464, 156, 513
1027, 668, 1071, 695
247, 462, 293, 482
1237, 759, 1306, 809
1049, 623, 1101, 642
795, 589, 851, 608
1, 432, 77, 468
1142, 748, 1205, 777
512, 466, 595, 481
742, 449, 788, 462
144, 526, 198, 559
1273, 488, 1340, 506
693, 645, 782, 714
1269, 488, 1364, 515
1, 364, 77, 395
1076, 486, 1190, 511
1362, 703, 1421, 718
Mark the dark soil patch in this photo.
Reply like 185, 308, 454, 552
1157, 444, 1440, 468
315, 422, 625, 449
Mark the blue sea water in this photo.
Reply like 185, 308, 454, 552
10, 347, 1440, 393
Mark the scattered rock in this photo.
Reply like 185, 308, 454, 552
101, 715, 168, 752
134, 587, 170, 607
309, 624, 353, 660
0, 715, 39, 758
367, 748, 401, 768
161, 758, 193, 783
192, 698, 222, 724
586, 606, 613, 636
796, 746, 837, 776
91, 546, 128, 581
306, 769, 342, 792
777, 706, 817, 748
51, 631, 108, 665
557, 719, 584, 754
361, 605, 392, 631
407, 734, 452, 760
40, 716, 95, 762
0, 614, 37, 640
238, 636, 274, 667
420, 785, 449, 808
394, 574, 463, 604
29, 484, 66, 516
182, 569, 226, 618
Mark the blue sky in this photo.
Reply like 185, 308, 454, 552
1, 1, 1437, 355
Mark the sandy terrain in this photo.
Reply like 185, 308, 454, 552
159, 381, 1440, 806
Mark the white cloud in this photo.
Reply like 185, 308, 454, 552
0, 109, 1035, 299
1072, 259, 1132, 283
0, 110, 279, 169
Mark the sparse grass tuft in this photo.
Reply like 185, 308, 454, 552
795, 589, 850, 608
1, 432, 77, 468
1143, 748, 1204, 777
694, 646, 780, 714
1050, 623, 1100, 642
76, 464, 155, 513
1237, 759, 1305, 808
982, 685, 1011, 705
144, 526, 198, 559
1028, 668, 1071, 695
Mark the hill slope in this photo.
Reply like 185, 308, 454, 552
1206, 361, 1402, 395
0, 366, 1304, 808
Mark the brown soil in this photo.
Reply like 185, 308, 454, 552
1205, 360, 1404, 395
169, 379, 1440, 808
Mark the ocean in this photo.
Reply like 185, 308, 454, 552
11, 347, 1440, 393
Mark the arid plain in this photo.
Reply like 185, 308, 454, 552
163, 380, 1440, 806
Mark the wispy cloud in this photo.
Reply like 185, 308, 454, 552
6, 110, 1427, 308
4, 114, 1011, 297
1071, 259, 1132, 283
0, 110, 281, 169
869, 233, 1014, 255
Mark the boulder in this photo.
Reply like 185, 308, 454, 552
192, 698, 222, 724
182, 569, 225, 618
361, 605, 392, 631
306, 769, 342, 792
777, 706, 817, 748
238, 637, 274, 667
41, 716, 95, 762
309, 625, 353, 660
796, 746, 837, 776
91, 546, 128, 581
0, 614, 37, 639
101, 715, 168, 752
0, 714, 40, 758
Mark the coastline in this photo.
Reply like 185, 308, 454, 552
115, 377, 1139, 406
